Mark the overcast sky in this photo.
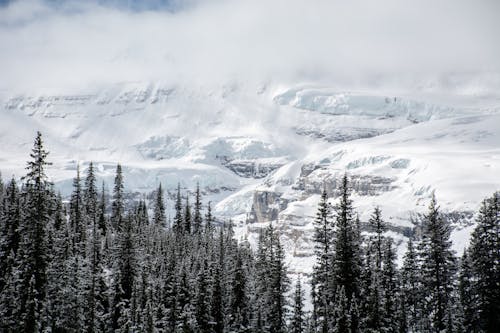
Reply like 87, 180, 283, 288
1, 0, 499, 93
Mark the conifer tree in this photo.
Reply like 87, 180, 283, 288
205, 201, 214, 232
84, 161, 99, 222
268, 226, 289, 333
211, 255, 224, 333
173, 183, 183, 234
0, 178, 21, 290
84, 195, 109, 333
111, 163, 124, 230
368, 207, 386, 271
400, 238, 421, 332
193, 182, 203, 234
195, 259, 212, 333
228, 251, 249, 332
153, 183, 166, 227
98, 182, 107, 233
17, 131, 53, 332
333, 286, 350, 333
69, 165, 86, 251
468, 192, 500, 332
184, 196, 192, 234
381, 238, 398, 331
112, 214, 137, 330
333, 174, 361, 302
418, 193, 457, 332
458, 249, 479, 332
291, 277, 305, 333
312, 188, 334, 333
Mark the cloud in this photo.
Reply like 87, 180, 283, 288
1, 0, 499, 94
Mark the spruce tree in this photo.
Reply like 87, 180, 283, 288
458, 249, 479, 332
418, 193, 457, 332
211, 254, 224, 333
193, 182, 203, 234
112, 214, 137, 330
184, 196, 192, 235
333, 286, 350, 333
195, 259, 212, 333
468, 192, 500, 332
205, 201, 214, 232
228, 251, 249, 332
312, 188, 334, 333
268, 226, 289, 333
84, 161, 99, 222
0, 178, 21, 290
69, 165, 86, 252
98, 182, 107, 233
333, 174, 361, 302
400, 238, 421, 332
84, 196, 109, 333
111, 163, 124, 230
153, 183, 166, 227
173, 183, 183, 234
17, 131, 53, 332
381, 238, 398, 331
291, 277, 305, 333
368, 207, 386, 271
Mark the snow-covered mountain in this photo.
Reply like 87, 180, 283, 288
1, 82, 499, 273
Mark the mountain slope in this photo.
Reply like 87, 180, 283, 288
1, 82, 499, 273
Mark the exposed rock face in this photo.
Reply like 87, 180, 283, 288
294, 127, 394, 143
249, 190, 288, 223
220, 158, 284, 178
295, 168, 397, 197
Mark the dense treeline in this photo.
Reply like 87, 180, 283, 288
0, 132, 498, 333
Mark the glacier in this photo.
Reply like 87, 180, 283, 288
0, 81, 499, 275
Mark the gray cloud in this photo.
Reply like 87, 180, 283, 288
1, 0, 499, 94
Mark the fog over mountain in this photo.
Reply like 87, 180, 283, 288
1, 0, 500, 93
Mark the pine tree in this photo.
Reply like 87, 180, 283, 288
98, 182, 107, 233
84, 197, 109, 333
0, 178, 21, 290
173, 183, 183, 234
211, 257, 224, 333
418, 193, 457, 332
205, 201, 214, 232
312, 188, 334, 333
17, 131, 54, 332
84, 161, 99, 222
228, 251, 249, 332
333, 174, 361, 302
195, 260, 212, 333
69, 165, 86, 252
177, 266, 195, 333
111, 163, 124, 230
153, 183, 166, 227
333, 286, 350, 333
112, 214, 137, 330
458, 249, 479, 332
368, 207, 386, 271
468, 192, 500, 332
362, 207, 389, 332
381, 238, 398, 332
400, 238, 421, 332
268, 226, 289, 333
291, 277, 305, 333
184, 196, 192, 235
193, 183, 203, 234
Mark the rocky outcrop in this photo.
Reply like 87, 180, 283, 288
219, 157, 284, 178
296, 171, 397, 197
249, 190, 289, 223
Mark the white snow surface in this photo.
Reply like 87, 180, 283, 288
1, 81, 500, 276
